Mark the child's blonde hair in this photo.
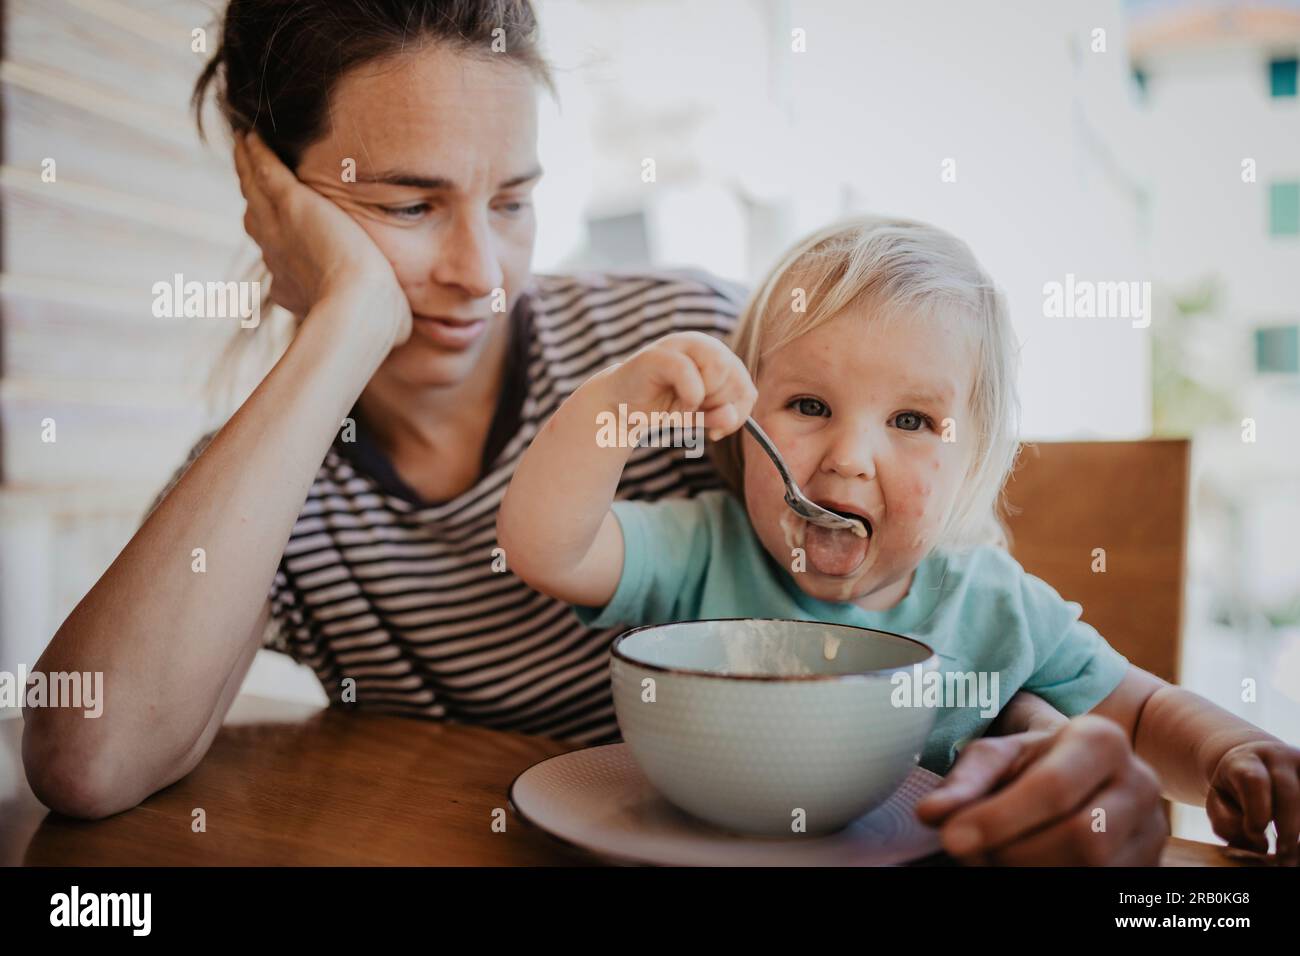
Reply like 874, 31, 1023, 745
712, 215, 1021, 551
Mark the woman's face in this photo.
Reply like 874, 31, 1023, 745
296, 48, 541, 389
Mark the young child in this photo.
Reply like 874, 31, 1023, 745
497, 216, 1299, 863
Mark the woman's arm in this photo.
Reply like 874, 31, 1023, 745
498, 331, 756, 607
23, 133, 410, 819
23, 285, 403, 819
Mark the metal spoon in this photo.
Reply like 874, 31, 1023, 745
742, 418, 867, 535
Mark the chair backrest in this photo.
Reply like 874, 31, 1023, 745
1000, 440, 1190, 684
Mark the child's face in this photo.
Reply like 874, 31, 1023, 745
742, 306, 976, 609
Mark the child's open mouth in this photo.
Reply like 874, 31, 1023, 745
805, 503, 872, 577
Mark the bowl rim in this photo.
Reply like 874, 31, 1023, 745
610, 617, 937, 682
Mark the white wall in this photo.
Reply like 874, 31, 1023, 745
534, 0, 1153, 440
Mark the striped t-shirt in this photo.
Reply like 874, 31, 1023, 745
159, 270, 743, 744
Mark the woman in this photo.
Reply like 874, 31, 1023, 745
24, 0, 1166, 865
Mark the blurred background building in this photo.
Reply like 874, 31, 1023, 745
1124, 0, 1300, 843
1, 0, 1297, 844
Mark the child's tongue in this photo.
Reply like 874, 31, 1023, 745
806, 524, 869, 577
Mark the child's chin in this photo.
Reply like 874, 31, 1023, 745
794, 568, 870, 604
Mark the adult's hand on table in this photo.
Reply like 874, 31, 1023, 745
914, 715, 1167, 865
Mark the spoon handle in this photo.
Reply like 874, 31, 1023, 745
742, 417, 863, 534
743, 418, 796, 490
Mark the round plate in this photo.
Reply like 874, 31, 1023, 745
508, 743, 944, 866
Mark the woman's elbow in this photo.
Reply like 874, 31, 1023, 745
21, 713, 135, 820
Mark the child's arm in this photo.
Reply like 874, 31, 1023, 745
1092, 666, 1300, 862
497, 331, 756, 608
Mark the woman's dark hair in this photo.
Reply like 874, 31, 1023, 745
193, 0, 554, 167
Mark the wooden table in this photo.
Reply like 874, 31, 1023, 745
0, 695, 1266, 867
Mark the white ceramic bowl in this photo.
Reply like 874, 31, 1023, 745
610, 618, 938, 837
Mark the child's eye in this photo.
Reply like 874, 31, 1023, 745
379, 202, 432, 221
787, 397, 830, 418
494, 199, 530, 216
892, 411, 933, 432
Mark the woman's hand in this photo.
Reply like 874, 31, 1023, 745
914, 715, 1168, 865
232, 131, 410, 345
1207, 739, 1300, 865
606, 331, 757, 440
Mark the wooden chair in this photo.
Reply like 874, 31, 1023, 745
1001, 440, 1191, 685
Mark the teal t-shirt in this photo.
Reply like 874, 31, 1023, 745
575, 490, 1130, 775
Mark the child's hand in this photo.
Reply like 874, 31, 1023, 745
607, 331, 757, 440
1207, 739, 1300, 865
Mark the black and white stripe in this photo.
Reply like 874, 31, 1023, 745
251, 269, 743, 743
